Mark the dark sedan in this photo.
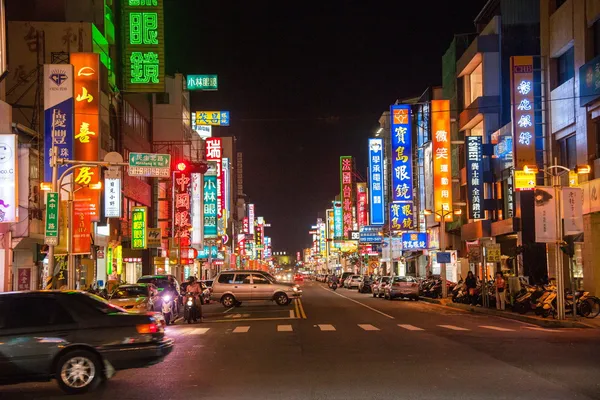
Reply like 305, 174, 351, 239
0, 291, 173, 394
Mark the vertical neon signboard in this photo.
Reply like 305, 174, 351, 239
205, 138, 223, 218
356, 183, 368, 228
248, 204, 255, 235
510, 56, 536, 170
431, 100, 452, 221
368, 138, 385, 225
318, 218, 326, 257
390, 202, 414, 231
174, 170, 191, 247
122, 0, 165, 92
203, 175, 218, 238
0, 134, 18, 223
333, 201, 342, 247
390, 104, 413, 201
131, 206, 147, 249
466, 136, 484, 219
191, 173, 203, 245
340, 156, 354, 238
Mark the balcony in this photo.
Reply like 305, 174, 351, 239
459, 95, 501, 131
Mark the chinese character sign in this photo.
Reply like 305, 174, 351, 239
401, 232, 428, 250
72, 201, 92, 254
203, 175, 218, 238
122, 0, 165, 92
356, 183, 368, 228
466, 136, 484, 220
431, 100, 453, 221
191, 173, 203, 245
0, 135, 18, 223
389, 202, 414, 231
194, 111, 230, 126
368, 138, 385, 225
510, 56, 536, 170
390, 104, 413, 201
205, 138, 223, 218
340, 156, 354, 239
71, 53, 100, 220
131, 206, 147, 249
333, 201, 343, 245
174, 171, 192, 246
186, 75, 218, 91
104, 178, 122, 218
248, 203, 255, 235
318, 219, 327, 257
43, 64, 74, 183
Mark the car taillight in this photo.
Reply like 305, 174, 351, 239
137, 323, 159, 334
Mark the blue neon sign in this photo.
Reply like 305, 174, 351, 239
391, 104, 413, 201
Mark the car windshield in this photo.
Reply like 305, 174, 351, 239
77, 291, 128, 314
111, 287, 147, 299
138, 277, 171, 289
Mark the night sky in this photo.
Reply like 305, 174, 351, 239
165, 0, 486, 253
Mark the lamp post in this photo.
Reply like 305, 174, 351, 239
423, 207, 462, 298
523, 161, 589, 320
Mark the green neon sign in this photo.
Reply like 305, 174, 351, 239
131, 206, 148, 249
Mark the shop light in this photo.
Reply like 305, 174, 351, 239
574, 164, 591, 175
523, 165, 539, 174
40, 182, 52, 191
90, 182, 102, 190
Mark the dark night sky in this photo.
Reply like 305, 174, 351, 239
165, 0, 486, 253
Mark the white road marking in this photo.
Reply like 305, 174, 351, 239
480, 325, 515, 332
233, 326, 250, 333
320, 285, 395, 319
398, 324, 424, 331
223, 307, 234, 314
358, 324, 380, 331
289, 310, 295, 318
189, 327, 210, 335
438, 325, 470, 331
318, 324, 336, 331
277, 324, 293, 332
524, 326, 562, 332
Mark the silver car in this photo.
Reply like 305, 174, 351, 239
211, 270, 302, 308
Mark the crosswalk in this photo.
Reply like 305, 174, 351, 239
167, 323, 564, 336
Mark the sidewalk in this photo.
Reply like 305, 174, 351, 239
419, 296, 599, 329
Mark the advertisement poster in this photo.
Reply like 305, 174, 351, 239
534, 187, 557, 243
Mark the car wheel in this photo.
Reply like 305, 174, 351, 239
372, 292, 377, 298
222, 294, 236, 308
275, 292, 289, 306
56, 350, 102, 394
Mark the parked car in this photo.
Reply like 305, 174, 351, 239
372, 276, 391, 298
384, 276, 420, 301
0, 291, 173, 394
211, 270, 302, 307
358, 276, 375, 293
108, 283, 159, 312
340, 272, 354, 286
345, 275, 362, 289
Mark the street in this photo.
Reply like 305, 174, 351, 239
2, 281, 600, 400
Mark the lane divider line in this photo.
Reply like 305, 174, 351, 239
233, 326, 250, 333
438, 324, 470, 331
358, 324, 380, 331
524, 326, 563, 332
398, 324, 424, 331
189, 327, 210, 335
317, 324, 336, 331
209, 316, 298, 323
480, 325, 515, 332
298, 298, 307, 319
289, 309, 295, 318
277, 324, 293, 332
319, 285, 395, 319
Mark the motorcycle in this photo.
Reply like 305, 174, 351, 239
184, 293, 200, 324
331, 282, 338, 291
160, 293, 175, 325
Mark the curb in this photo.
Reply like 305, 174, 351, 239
419, 296, 592, 329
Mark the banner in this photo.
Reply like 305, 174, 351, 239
562, 188, 583, 235
534, 187, 557, 243
390, 104, 413, 201
72, 200, 92, 254
43, 64, 74, 183
0, 134, 18, 223
510, 56, 536, 169
431, 100, 452, 220
368, 138, 385, 225
466, 136, 483, 219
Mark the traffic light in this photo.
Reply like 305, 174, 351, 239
172, 160, 209, 174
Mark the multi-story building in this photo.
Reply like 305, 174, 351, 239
540, 0, 600, 296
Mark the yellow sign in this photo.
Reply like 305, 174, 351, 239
569, 171, 579, 187
514, 170, 536, 191
486, 244, 501, 263
115, 245, 123, 275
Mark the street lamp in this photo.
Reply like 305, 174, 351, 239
523, 161, 590, 320
423, 207, 463, 298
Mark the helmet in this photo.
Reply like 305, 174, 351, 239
189, 276, 196, 283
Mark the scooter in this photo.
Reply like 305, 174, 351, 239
184, 293, 200, 324
331, 282, 338, 291
161, 293, 174, 325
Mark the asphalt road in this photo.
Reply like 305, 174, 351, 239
2, 280, 600, 400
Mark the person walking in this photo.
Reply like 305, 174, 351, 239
495, 271, 506, 311
465, 271, 477, 306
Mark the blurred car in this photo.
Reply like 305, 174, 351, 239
202, 280, 214, 291
345, 275, 362, 289
358, 276, 375, 293
0, 291, 173, 394
108, 283, 158, 312
294, 274, 304, 282
384, 276, 419, 301
340, 272, 354, 286
372, 276, 391, 298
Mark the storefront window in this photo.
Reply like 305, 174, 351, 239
464, 62, 483, 107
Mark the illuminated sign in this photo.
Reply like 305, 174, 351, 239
192, 123, 212, 140
318, 218, 326, 257
333, 201, 342, 247
223, 157, 230, 221
191, 173, 203, 245
340, 156, 354, 238
390, 202, 414, 231
43, 64, 74, 183
72, 200, 91, 254
248, 203, 255, 235
194, 111, 230, 126
431, 100, 452, 221
466, 136, 483, 219
115, 244, 123, 275
401, 232, 428, 250
44, 192, 59, 245
205, 138, 223, 218
327, 209, 334, 252
391, 104, 413, 201
356, 183, 368, 228
514, 170, 536, 191
71, 53, 100, 221
505, 173, 514, 218
186, 74, 218, 91
255, 223, 263, 259
510, 56, 536, 169
131, 206, 147, 249
359, 225, 383, 244
368, 138, 385, 225
264, 236, 272, 258
122, 0, 165, 92
174, 170, 191, 247
203, 175, 218, 238
0, 134, 18, 223
104, 178, 122, 218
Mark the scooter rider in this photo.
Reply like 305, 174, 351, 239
186, 276, 203, 322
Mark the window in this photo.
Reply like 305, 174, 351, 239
252, 274, 270, 285
5, 297, 74, 329
559, 135, 577, 169
233, 274, 251, 284
218, 273, 234, 284
464, 63, 483, 106
593, 19, 600, 58
556, 47, 574, 87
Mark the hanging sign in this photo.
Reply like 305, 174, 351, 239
431, 100, 452, 221
340, 156, 354, 239
131, 206, 147, 249
104, 178, 122, 218
466, 136, 484, 219
390, 104, 413, 201
368, 138, 385, 225
510, 56, 536, 169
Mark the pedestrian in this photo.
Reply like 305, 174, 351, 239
495, 271, 506, 311
465, 271, 477, 306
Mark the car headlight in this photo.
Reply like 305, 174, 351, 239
293, 287, 298, 292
